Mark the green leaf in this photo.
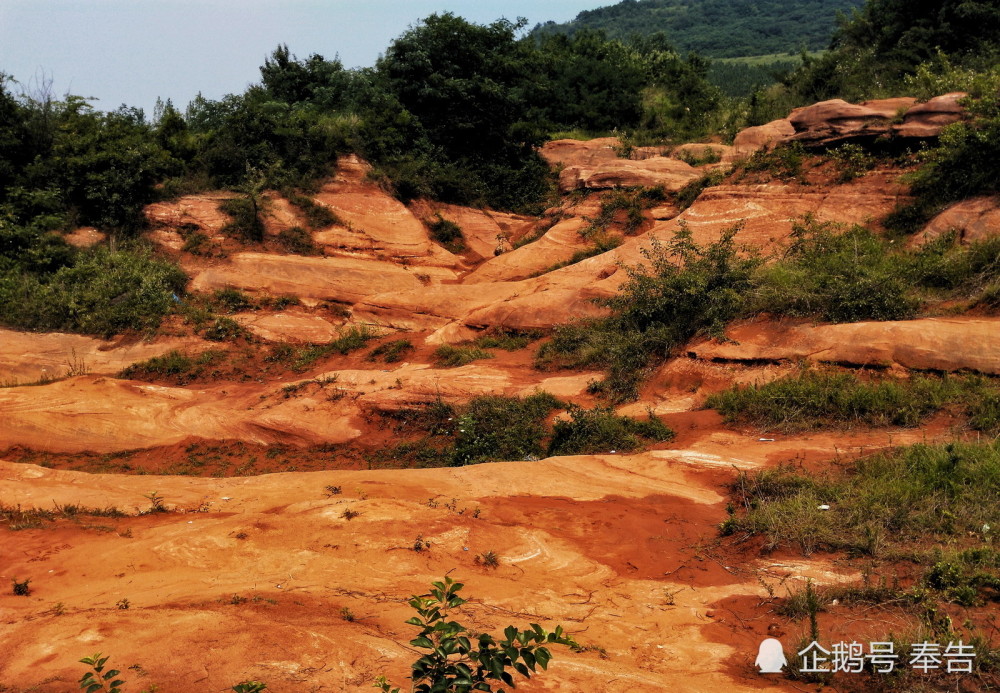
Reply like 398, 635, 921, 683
536, 647, 551, 669
412, 636, 435, 649
103, 669, 120, 680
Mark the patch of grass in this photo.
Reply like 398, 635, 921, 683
427, 215, 465, 253
367, 339, 414, 363
708, 369, 1000, 433
547, 405, 674, 455
286, 193, 340, 229
119, 349, 228, 384
212, 287, 254, 313
472, 327, 543, 351
265, 327, 376, 373
203, 317, 249, 342
723, 440, 1000, 560
276, 225, 321, 255
432, 345, 494, 368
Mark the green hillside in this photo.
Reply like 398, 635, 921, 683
532, 0, 864, 58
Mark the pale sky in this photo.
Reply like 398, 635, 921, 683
0, 0, 607, 115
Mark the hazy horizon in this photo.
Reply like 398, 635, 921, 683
0, 0, 608, 116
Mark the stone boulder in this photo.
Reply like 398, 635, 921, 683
908, 196, 1000, 248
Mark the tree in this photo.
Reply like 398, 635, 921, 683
375, 576, 577, 693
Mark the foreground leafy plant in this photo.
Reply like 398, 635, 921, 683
79, 653, 125, 693
375, 576, 576, 693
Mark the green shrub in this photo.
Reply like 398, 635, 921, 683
433, 345, 494, 368
538, 222, 760, 402
0, 241, 188, 337
276, 225, 321, 255
451, 392, 562, 465
286, 192, 340, 229
427, 215, 464, 252
472, 328, 543, 351
829, 143, 877, 182
674, 169, 725, 211
220, 196, 266, 243
547, 405, 674, 455
213, 287, 254, 313
740, 143, 806, 181
753, 219, 918, 322
375, 576, 576, 693
203, 316, 248, 342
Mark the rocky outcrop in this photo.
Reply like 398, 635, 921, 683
731, 118, 795, 157
787, 93, 966, 148
689, 318, 1000, 374
909, 196, 1000, 248
0, 329, 211, 384
556, 156, 703, 193
189, 253, 459, 304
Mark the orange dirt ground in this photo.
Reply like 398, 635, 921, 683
2, 123, 997, 692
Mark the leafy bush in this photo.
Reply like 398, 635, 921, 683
739, 142, 806, 181
538, 222, 759, 401
375, 576, 576, 693
452, 392, 562, 466
428, 216, 465, 252
219, 196, 266, 243
547, 405, 674, 455
828, 143, 877, 182
472, 328, 543, 351
276, 225, 321, 255
286, 192, 340, 229
0, 237, 188, 337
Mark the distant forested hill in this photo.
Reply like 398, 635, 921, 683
533, 0, 865, 58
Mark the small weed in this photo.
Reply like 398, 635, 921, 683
475, 550, 500, 568
203, 317, 248, 342
12, 577, 31, 596
229, 594, 248, 605
341, 509, 360, 521
339, 606, 356, 622
413, 534, 430, 552
116, 598, 130, 610
324, 485, 342, 497
142, 492, 167, 514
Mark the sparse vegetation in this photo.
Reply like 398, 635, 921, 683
427, 215, 465, 253
12, 577, 31, 596
475, 550, 501, 568
375, 576, 576, 693
472, 327, 543, 351
433, 345, 494, 368
708, 369, 1000, 433
722, 440, 1000, 561
368, 339, 414, 363
547, 405, 675, 455
537, 223, 759, 401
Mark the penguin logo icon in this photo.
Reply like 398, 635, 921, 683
755, 638, 787, 673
